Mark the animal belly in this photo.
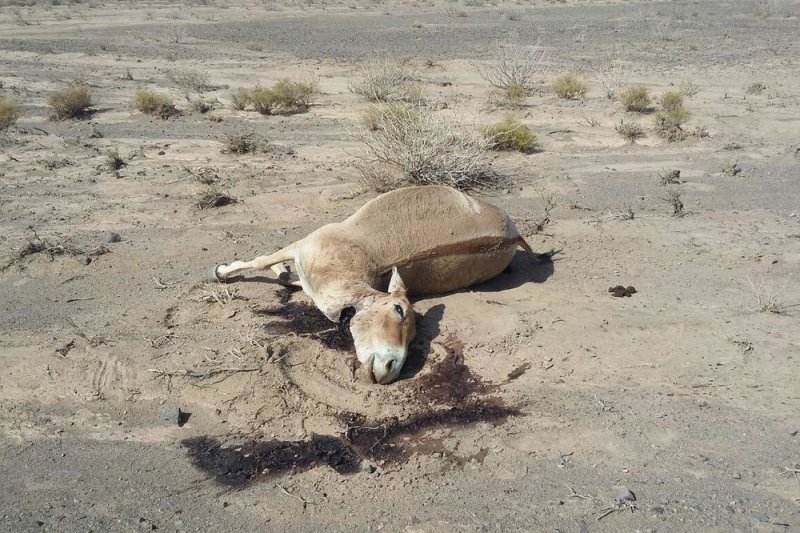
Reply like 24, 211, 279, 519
398, 246, 516, 295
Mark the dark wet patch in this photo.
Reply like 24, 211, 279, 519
182, 400, 520, 487
505, 362, 531, 382
405, 336, 497, 404
338, 399, 519, 463
182, 433, 360, 487
257, 301, 353, 351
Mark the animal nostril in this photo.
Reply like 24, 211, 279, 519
385, 360, 394, 372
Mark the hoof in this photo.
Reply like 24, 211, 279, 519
208, 265, 226, 282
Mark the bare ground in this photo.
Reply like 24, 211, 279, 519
1, 1, 799, 532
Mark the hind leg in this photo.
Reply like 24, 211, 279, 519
215, 243, 297, 281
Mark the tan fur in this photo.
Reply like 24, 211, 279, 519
214, 185, 531, 384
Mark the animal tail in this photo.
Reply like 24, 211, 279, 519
515, 236, 534, 257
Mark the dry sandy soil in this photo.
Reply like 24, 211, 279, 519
2, 0, 800, 531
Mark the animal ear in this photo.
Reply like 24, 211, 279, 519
388, 266, 407, 294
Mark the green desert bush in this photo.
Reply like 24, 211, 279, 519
0, 96, 23, 130
654, 91, 690, 141
483, 117, 537, 152
230, 88, 252, 110
552, 73, 587, 99
659, 91, 685, 112
132, 89, 178, 118
618, 85, 650, 112
239, 80, 316, 115
48, 83, 92, 120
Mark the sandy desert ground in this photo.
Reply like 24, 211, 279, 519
1, 0, 799, 531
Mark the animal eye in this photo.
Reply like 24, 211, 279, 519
393, 304, 404, 319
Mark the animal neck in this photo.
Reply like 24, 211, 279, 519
318, 279, 382, 322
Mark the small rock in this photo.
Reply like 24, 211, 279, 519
696, 399, 709, 408
650, 506, 665, 515
157, 150, 166, 155
608, 285, 636, 297
732, 472, 742, 479
75, 255, 91, 266
750, 514, 770, 526
360, 462, 376, 474
613, 486, 636, 507
161, 407, 182, 426
432, 452, 441, 458
104, 231, 121, 244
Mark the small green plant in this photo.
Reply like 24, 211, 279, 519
105, 149, 125, 171
132, 90, 178, 118
0, 96, 23, 130
48, 83, 92, 120
242, 80, 316, 115
483, 117, 537, 153
267, 79, 316, 113
618, 85, 650, 112
615, 119, 644, 142
659, 91, 685, 112
552, 73, 587, 99
230, 88, 252, 110
653, 92, 690, 142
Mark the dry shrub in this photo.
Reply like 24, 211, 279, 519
222, 133, 263, 154
552, 73, 587, 99
719, 159, 742, 177
354, 102, 495, 190
349, 59, 420, 102
166, 68, 209, 92
244, 42, 264, 52
360, 104, 420, 131
105, 149, 125, 171
0, 96, 23, 130
618, 84, 650, 112
357, 162, 404, 193
482, 116, 537, 153
661, 188, 685, 216
48, 83, 92, 120
746, 82, 766, 95
615, 119, 644, 142
132, 89, 178, 118
195, 186, 237, 209
479, 43, 546, 95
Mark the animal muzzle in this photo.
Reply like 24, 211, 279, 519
364, 346, 407, 385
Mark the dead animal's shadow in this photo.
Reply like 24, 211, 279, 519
473, 249, 556, 292
400, 303, 445, 381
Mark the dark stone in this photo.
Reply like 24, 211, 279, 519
104, 231, 121, 244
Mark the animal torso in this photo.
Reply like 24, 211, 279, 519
294, 186, 523, 315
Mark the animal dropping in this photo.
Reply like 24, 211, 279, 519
213, 185, 534, 384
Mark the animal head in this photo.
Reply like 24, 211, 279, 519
346, 267, 416, 384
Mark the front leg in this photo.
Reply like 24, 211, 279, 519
215, 242, 297, 281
